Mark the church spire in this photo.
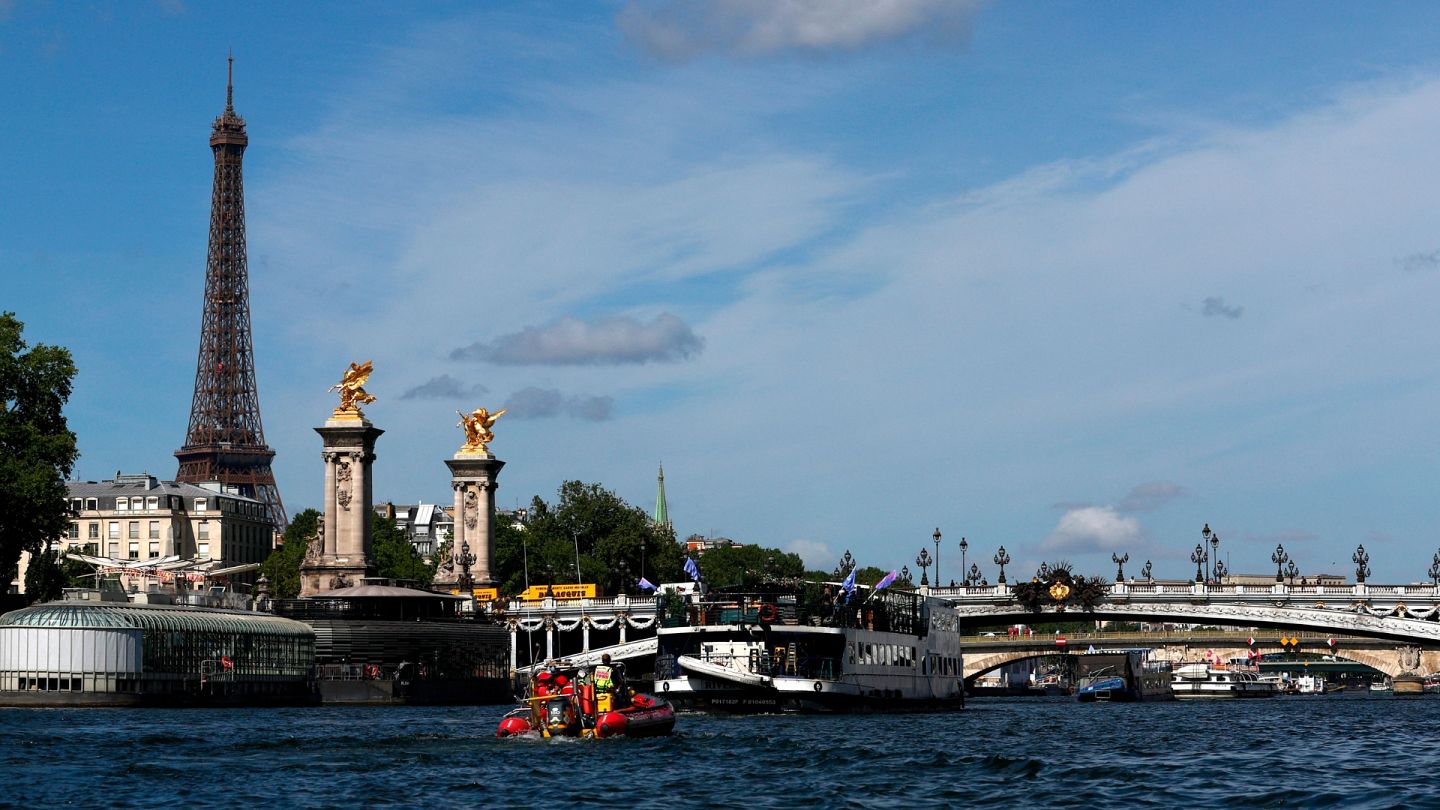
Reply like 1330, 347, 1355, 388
653, 463, 670, 530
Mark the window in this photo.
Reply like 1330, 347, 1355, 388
88, 523, 99, 539
127, 521, 139, 539
127, 542, 139, 560
146, 496, 158, 510
148, 521, 160, 540
198, 521, 209, 540
148, 542, 159, 558
86, 498, 97, 511
68, 523, 79, 539
194, 498, 207, 512
115, 498, 129, 511
108, 543, 119, 558
108, 522, 120, 540
198, 543, 210, 558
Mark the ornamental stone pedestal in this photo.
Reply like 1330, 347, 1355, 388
299, 415, 383, 596
435, 451, 504, 589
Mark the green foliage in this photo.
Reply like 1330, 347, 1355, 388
492, 481, 681, 596
373, 515, 434, 586
0, 313, 79, 582
24, 545, 64, 603
688, 543, 805, 588
259, 509, 318, 599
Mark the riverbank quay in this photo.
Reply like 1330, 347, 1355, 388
0, 694, 1435, 808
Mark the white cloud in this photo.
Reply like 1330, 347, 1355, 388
399, 374, 488, 401
452, 314, 704, 366
503, 387, 615, 422
1042, 507, 1146, 554
1118, 482, 1185, 513
618, 0, 982, 61
785, 538, 834, 569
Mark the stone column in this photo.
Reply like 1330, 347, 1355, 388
437, 452, 505, 587
300, 415, 383, 596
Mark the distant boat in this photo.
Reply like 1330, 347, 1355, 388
1370, 679, 1393, 694
1171, 662, 1279, 699
1075, 650, 1173, 702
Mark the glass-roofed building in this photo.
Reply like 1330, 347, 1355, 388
0, 600, 316, 706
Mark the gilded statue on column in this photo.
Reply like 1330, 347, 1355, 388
329, 360, 377, 419
456, 406, 506, 454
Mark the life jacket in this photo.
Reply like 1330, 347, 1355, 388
594, 665, 614, 690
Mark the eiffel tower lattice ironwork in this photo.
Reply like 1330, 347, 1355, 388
174, 56, 288, 533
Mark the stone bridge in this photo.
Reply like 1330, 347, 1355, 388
961, 631, 1440, 681
935, 580, 1440, 646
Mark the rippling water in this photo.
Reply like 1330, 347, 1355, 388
1, 694, 1433, 808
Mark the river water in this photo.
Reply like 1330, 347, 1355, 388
0, 693, 1431, 808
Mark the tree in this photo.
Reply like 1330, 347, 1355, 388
0, 313, 78, 587
259, 508, 319, 599
492, 481, 683, 596
373, 515, 433, 586
686, 544, 805, 588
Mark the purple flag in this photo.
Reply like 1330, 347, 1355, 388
638, 577, 658, 592
874, 570, 898, 591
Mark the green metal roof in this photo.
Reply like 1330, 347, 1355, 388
0, 602, 314, 638
654, 463, 669, 528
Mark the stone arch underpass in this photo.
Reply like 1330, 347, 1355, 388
953, 601, 1440, 681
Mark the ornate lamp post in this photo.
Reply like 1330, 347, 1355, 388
958, 536, 968, 585
1214, 559, 1228, 583
1429, 551, 1440, 586
994, 546, 1011, 584
1209, 531, 1220, 584
967, 562, 982, 586
456, 540, 476, 598
933, 528, 942, 587
900, 565, 912, 586
1201, 524, 1211, 580
1112, 552, 1129, 581
1191, 544, 1206, 584
916, 547, 932, 586
1037, 561, 1051, 580
1141, 560, 1152, 581
834, 550, 855, 580
616, 560, 630, 595
1272, 544, 1289, 583
1352, 544, 1370, 584
544, 563, 555, 598
1285, 560, 1299, 587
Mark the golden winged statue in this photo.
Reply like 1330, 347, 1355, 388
456, 406, 507, 454
329, 360, 377, 418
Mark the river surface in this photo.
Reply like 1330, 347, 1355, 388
0, 693, 1432, 808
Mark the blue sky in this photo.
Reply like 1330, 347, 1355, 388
6, 0, 1440, 583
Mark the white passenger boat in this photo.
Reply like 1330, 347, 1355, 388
1171, 662, 1279, 699
653, 585, 964, 713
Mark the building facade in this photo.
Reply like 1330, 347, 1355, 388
9, 473, 274, 594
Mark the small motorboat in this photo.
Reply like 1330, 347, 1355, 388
496, 662, 676, 739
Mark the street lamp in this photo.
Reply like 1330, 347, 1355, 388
1037, 562, 1052, 580
1214, 559, 1228, 582
959, 536, 968, 584
900, 565, 912, 586
1430, 551, 1440, 586
616, 560, 630, 595
1112, 552, 1129, 581
1285, 559, 1299, 587
1201, 524, 1211, 580
1209, 530, 1220, 584
1352, 544, 1370, 584
994, 546, 1011, 584
967, 562, 982, 586
1272, 544, 1289, 583
1141, 560, 1153, 581
915, 548, 932, 586
834, 550, 856, 580
933, 528, 942, 587
1191, 543, 1206, 584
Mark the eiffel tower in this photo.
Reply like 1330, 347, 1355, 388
174, 57, 288, 533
